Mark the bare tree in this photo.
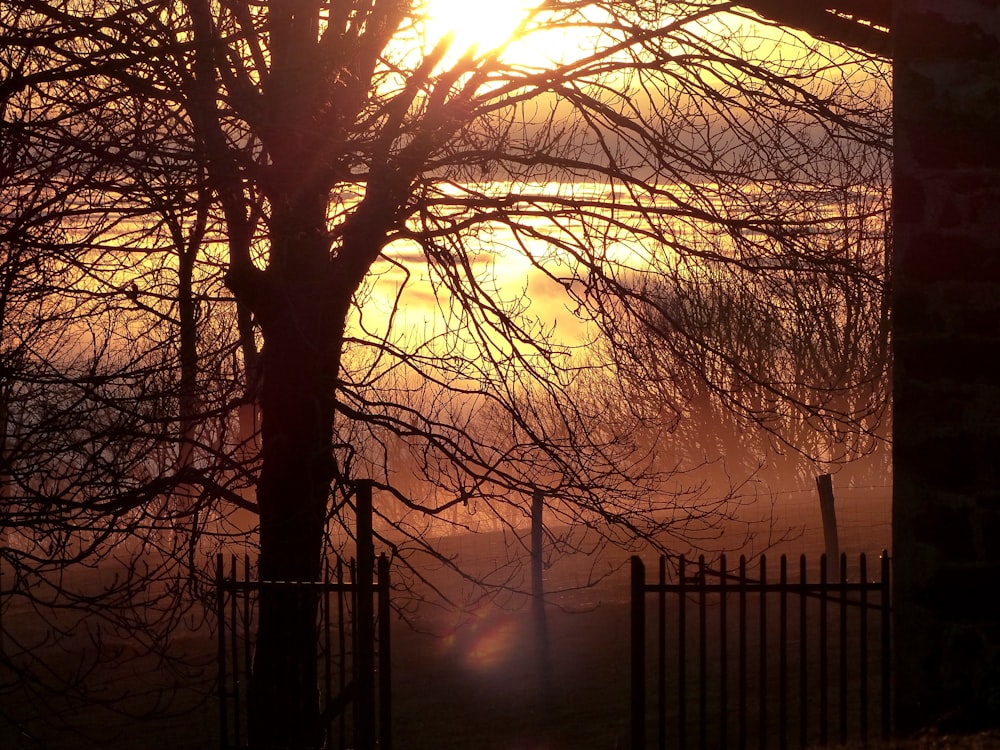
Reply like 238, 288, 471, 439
2, 1, 889, 746
602, 169, 891, 483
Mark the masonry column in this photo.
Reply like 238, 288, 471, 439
893, 0, 1000, 733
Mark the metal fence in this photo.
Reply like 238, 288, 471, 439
631, 552, 891, 750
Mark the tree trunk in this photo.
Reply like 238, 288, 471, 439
246, 201, 346, 749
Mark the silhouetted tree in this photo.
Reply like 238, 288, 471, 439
602, 171, 891, 489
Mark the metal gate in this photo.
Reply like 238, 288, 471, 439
215, 552, 391, 750
630, 552, 891, 750
216, 482, 390, 749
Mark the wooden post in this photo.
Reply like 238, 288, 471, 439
530, 491, 550, 694
816, 474, 840, 563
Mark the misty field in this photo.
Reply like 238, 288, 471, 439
1, 485, 890, 749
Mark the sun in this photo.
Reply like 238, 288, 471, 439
417, 0, 607, 68
419, 0, 533, 57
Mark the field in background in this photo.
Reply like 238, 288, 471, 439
1, 483, 890, 749
757, 483, 891, 558
391, 482, 892, 749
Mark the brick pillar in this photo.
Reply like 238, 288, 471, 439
892, 0, 1000, 733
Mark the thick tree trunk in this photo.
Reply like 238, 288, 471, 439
248, 330, 332, 747
246, 202, 346, 749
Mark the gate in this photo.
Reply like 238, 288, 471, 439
216, 481, 391, 750
630, 552, 891, 750
215, 553, 391, 750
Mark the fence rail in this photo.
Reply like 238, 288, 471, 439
631, 552, 891, 750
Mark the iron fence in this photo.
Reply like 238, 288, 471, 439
631, 552, 891, 750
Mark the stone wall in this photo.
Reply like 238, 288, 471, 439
892, 0, 1000, 733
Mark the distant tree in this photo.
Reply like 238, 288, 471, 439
603, 170, 891, 489
1, 1, 889, 746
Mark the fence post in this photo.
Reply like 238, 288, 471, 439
356, 481, 376, 750
658, 557, 667, 750
820, 554, 829, 746
678, 555, 687, 750
216, 553, 227, 750
719, 554, 729, 750
531, 491, 550, 695
799, 555, 808, 750
739, 555, 748, 750
229, 555, 241, 748
759, 554, 768, 750
816, 474, 840, 563
860, 553, 870, 744
881, 551, 892, 740
378, 553, 392, 750
631, 556, 646, 750
840, 553, 849, 746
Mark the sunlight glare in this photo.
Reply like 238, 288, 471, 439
421, 0, 531, 56
439, 608, 522, 672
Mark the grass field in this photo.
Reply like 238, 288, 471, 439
1, 485, 893, 749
